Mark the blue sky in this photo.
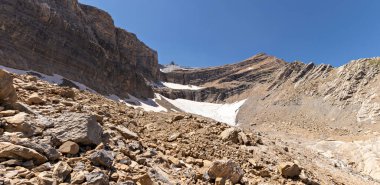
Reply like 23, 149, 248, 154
79, 0, 380, 67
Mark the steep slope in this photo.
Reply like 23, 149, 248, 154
158, 53, 286, 102
1, 69, 377, 185
0, 0, 159, 98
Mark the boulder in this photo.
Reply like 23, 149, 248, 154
0, 142, 47, 165
116, 125, 138, 140
0, 70, 17, 105
58, 88, 76, 98
46, 113, 103, 145
15, 139, 60, 161
278, 162, 301, 178
71, 171, 86, 184
207, 160, 244, 184
53, 161, 72, 183
26, 93, 44, 105
238, 132, 249, 145
85, 171, 109, 185
3, 112, 35, 136
58, 141, 80, 155
133, 173, 154, 185
37, 171, 57, 185
219, 128, 239, 143
89, 150, 114, 168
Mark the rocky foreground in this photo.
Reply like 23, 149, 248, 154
0, 70, 342, 185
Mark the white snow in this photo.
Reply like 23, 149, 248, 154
0, 65, 96, 92
107, 94, 167, 112
159, 94, 246, 125
161, 81, 204, 90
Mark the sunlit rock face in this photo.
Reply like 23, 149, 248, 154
0, 0, 159, 98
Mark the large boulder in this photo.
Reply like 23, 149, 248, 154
0, 142, 47, 165
0, 70, 17, 106
45, 113, 103, 145
3, 112, 35, 136
207, 160, 244, 184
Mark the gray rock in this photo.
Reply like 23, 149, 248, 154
15, 139, 60, 161
85, 172, 109, 185
116, 125, 138, 140
46, 113, 103, 145
89, 150, 114, 168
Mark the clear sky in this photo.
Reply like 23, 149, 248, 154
79, 0, 380, 67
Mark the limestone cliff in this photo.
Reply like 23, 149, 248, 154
0, 0, 159, 98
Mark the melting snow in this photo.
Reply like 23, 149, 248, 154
159, 94, 246, 126
161, 81, 204, 90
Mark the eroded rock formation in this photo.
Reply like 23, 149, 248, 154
0, 0, 159, 98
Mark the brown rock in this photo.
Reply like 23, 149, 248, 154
278, 162, 302, 178
0, 142, 47, 165
219, 128, 239, 143
58, 88, 76, 98
58, 141, 80, 155
133, 173, 153, 185
0, 110, 17, 117
116, 125, 138, 140
0, 69, 17, 105
37, 171, 57, 185
26, 93, 44, 105
0, 1, 159, 99
53, 161, 73, 183
207, 160, 244, 184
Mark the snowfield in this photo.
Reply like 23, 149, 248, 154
0, 65, 245, 126
160, 94, 246, 126
161, 81, 204, 90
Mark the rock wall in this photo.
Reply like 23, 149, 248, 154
0, 0, 159, 98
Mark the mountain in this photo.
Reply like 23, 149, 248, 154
1, 0, 380, 184
0, 0, 159, 99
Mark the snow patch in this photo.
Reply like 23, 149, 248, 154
0, 65, 96, 92
159, 94, 246, 126
106, 94, 167, 112
161, 81, 204, 90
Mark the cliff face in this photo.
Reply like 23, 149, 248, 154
158, 53, 287, 102
0, 0, 159, 98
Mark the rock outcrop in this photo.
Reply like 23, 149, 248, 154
0, 0, 159, 98
0, 69, 17, 106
